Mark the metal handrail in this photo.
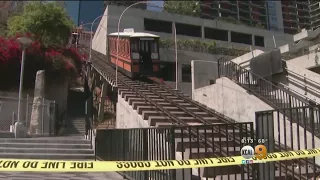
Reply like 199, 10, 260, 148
218, 58, 319, 107
286, 68, 319, 85
286, 68, 320, 95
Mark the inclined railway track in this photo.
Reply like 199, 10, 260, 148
85, 49, 317, 180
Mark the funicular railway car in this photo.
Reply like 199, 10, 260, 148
108, 31, 160, 79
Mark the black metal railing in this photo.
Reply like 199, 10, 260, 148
255, 106, 320, 180
96, 123, 255, 180
217, 59, 315, 109
218, 59, 320, 137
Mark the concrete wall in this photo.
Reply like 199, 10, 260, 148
160, 48, 232, 64
231, 49, 265, 68
191, 60, 218, 93
116, 94, 149, 128
106, 5, 293, 51
92, 6, 108, 55
193, 77, 320, 164
283, 62, 320, 104
286, 52, 320, 69
0, 78, 69, 132
46, 79, 69, 115
164, 81, 192, 97
193, 77, 273, 126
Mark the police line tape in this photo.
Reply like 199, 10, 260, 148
0, 148, 319, 172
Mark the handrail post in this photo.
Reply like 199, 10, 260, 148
247, 71, 251, 91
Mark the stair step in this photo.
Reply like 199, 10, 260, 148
0, 143, 91, 149
0, 138, 90, 144
0, 153, 95, 160
0, 147, 93, 154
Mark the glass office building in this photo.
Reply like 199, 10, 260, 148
64, 1, 104, 31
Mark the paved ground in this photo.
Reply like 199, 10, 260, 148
0, 172, 124, 180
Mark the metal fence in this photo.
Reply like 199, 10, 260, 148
255, 106, 320, 180
0, 95, 56, 135
92, 96, 116, 128
96, 122, 254, 180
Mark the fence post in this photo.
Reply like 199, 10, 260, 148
41, 97, 45, 134
26, 94, 29, 127
170, 126, 176, 180
11, 111, 15, 130
143, 129, 149, 180
247, 71, 251, 91
217, 59, 220, 78
255, 111, 275, 180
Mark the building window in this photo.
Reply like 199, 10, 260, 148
144, 18, 172, 33
182, 64, 191, 82
204, 27, 228, 41
176, 23, 202, 37
231, 32, 252, 45
255, 36, 265, 47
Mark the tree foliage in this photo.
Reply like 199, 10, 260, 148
0, 1, 25, 36
164, 1, 200, 16
0, 33, 86, 90
7, 2, 73, 48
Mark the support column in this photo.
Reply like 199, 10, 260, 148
252, 35, 255, 46
228, 31, 231, 42
178, 63, 183, 83
201, 26, 205, 39
28, 70, 45, 135
98, 81, 107, 122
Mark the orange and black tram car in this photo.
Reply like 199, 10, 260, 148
107, 32, 160, 79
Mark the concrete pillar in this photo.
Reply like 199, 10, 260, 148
201, 26, 205, 39
178, 63, 183, 83
29, 70, 45, 135
228, 31, 231, 42
252, 35, 255, 46
98, 82, 107, 122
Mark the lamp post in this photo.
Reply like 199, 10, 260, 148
89, 15, 109, 62
116, 1, 177, 88
17, 37, 32, 124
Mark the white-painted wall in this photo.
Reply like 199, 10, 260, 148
193, 77, 273, 126
116, 93, 149, 128
284, 62, 320, 104
286, 52, 320, 69
193, 77, 320, 164
92, 6, 108, 55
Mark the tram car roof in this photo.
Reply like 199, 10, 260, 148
108, 32, 159, 38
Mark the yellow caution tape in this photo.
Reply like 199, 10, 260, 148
0, 148, 319, 172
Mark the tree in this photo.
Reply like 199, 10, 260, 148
7, 2, 73, 48
164, 1, 200, 16
0, 1, 25, 36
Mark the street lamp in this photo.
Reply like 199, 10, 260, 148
16, 37, 32, 125
116, 1, 177, 88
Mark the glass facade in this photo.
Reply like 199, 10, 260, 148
64, 1, 104, 31
267, 0, 278, 31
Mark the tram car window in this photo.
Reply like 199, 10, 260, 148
107, 32, 160, 79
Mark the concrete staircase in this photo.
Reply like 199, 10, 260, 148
118, 89, 255, 179
66, 117, 86, 135
0, 136, 94, 160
